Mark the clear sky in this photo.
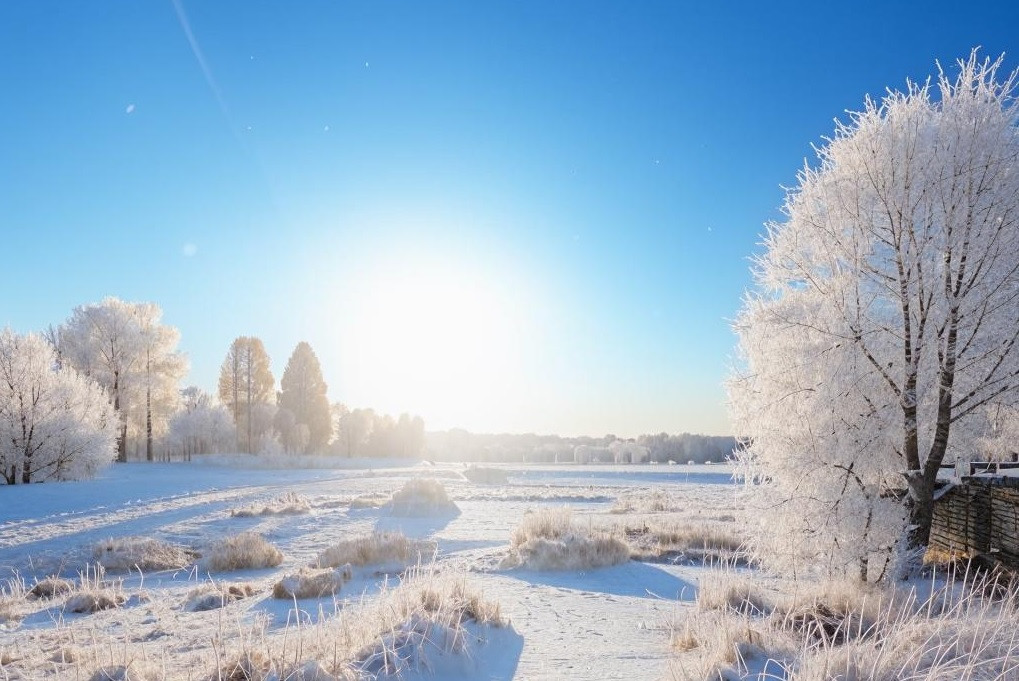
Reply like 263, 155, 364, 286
2, 2, 1016, 438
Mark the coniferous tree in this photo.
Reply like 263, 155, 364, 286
278, 342, 332, 453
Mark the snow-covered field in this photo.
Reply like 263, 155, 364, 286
0, 460, 740, 680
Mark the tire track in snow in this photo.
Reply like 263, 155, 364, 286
0, 483, 288, 550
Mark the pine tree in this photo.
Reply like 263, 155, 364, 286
278, 342, 332, 453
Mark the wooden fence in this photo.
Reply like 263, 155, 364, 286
929, 475, 1019, 568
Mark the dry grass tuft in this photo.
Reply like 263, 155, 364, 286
93, 536, 198, 573
230, 491, 312, 518
612, 489, 676, 514
503, 508, 631, 571
696, 572, 773, 617
183, 582, 257, 612
387, 478, 460, 516
348, 492, 388, 510
671, 570, 1019, 681
65, 589, 126, 614
50, 646, 83, 664
624, 518, 745, 564
88, 660, 162, 681
30, 576, 74, 599
272, 567, 351, 600
353, 571, 505, 676
214, 651, 274, 681
313, 532, 433, 570
203, 533, 283, 572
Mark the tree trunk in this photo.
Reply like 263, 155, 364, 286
146, 384, 153, 461
114, 372, 127, 463
246, 355, 253, 454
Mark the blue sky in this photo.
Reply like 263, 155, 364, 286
2, 1, 1017, 437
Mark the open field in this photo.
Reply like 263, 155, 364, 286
0, 461, 740, 680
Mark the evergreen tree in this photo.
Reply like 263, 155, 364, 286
278, 342, 332, 453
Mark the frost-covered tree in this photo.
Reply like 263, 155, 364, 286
56, 299, 186, 463
0, 330, 117, 484
135, 303, 188, 461
217, 336, 274, 453
332, 404, 374, 457
730, 52, 1019, 578
56, 298, 143, 462
278, 342, 332, 453
166, 387, 235, 459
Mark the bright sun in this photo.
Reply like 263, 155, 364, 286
343, 262, 525, 429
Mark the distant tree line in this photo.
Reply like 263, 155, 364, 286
1, 296, 427, 484
425, 429, 736, 464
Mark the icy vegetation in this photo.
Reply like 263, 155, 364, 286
313, 531, 434, 572
229, 490, 312, 517
202, 532, 284, 572
501, 508, 631, 570
386, 478, 460, 516
1, 458, 1013, 680
671, 569, 1019, 680
92, 537, 197, 573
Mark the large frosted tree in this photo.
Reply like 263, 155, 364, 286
0, 330, 118, 484
56, 297, 185, 463
278, 342, 332, 453
730, 52, 1019, 578
135, 303, 188, 461
218, 336, 275, 453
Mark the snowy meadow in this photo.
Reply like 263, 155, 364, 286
0, 460, 742, 680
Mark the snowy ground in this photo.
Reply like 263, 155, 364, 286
0, 460, 740, 680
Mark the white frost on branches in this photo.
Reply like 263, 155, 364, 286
0, 330, 117, 484
730, 51, 1019, 579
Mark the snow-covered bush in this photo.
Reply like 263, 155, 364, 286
502, 508, 630, 570
65, 589, 125, 614
30, 576, 74, 599
230, 491, 311, 517
183, 582, 256, 612
387, 478, 459, 516
203, 533, 283, 572
272, 566, 350, 600
313, 532, 433, 571
353, 572, 506, 677
0, 330, 117, 484
92, 537, 197, 573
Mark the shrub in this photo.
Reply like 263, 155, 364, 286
313, 532, 432, 570
65, 590, 125, 614
503, 508, 630, 571
183, 582, 257, 612
30, 577, 74, 599
203, 533, 283, 572
230, 491, 311, 518
272, 567, 351, 600
93, 537, 198, 573
387, 478, 459, 516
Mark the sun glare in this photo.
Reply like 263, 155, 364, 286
343, 262, 525, 429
